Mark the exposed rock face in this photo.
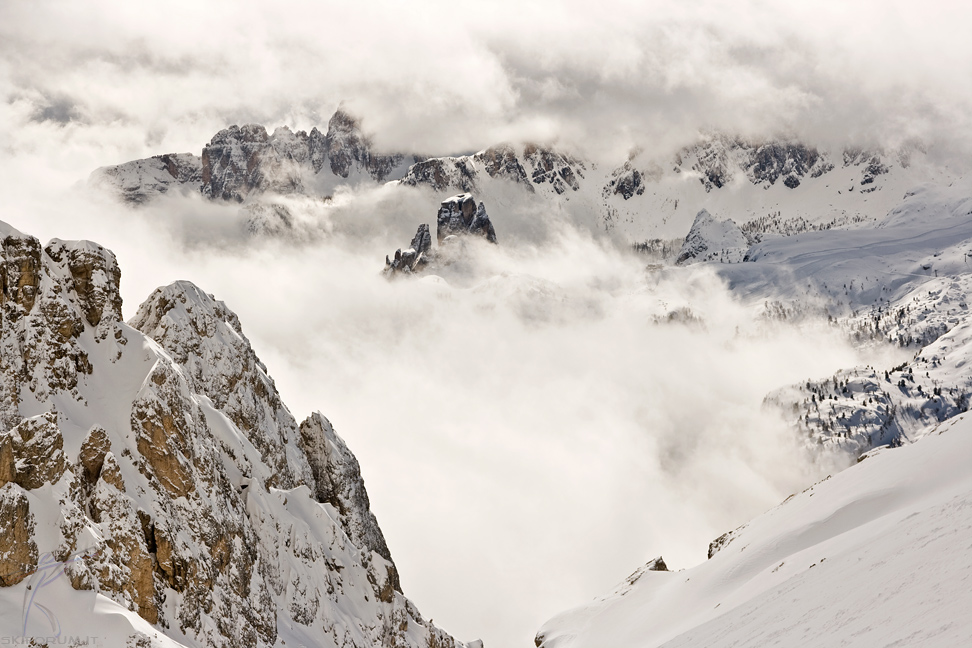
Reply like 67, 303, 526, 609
399, 143, 581, 197
746, 141, 834, 187
298, 412, 399, 591
78, 425, 111, 482
676, 209, 750, 265
606, 161, 646, 199
385, 196, 498, 276
678, 136, 836, 192
0, 411, 68, 489
130, 280, 312, 490
478, 144, 532, 187
0, 483, 38, 586
325, 109, 405, 181
522, 144, 583, 194
201, 124, 306, 202
437, 193, 497, 243
844, 148, 890, 185
92, 109, 410, 208
0, 220, 470, 648
385, 224, 434, 275
401, 157, 478, 193
0, 223, 120, 431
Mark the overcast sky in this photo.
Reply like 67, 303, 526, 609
3, 0, 971, 164
2, 2, 970, 647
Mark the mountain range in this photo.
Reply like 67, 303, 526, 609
6, 106, 971, 646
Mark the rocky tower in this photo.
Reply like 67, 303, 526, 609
436, 194, 496, 244
0, 221, 470, 648
384, 196, 498, 276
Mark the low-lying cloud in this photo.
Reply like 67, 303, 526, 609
5, 182, 900, 646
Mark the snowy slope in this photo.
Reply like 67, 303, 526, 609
536, 412, 972, 648
0, 222, 470, 648
394, 137, 966, 243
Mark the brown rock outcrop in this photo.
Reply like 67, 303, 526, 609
0, 483, 38, 586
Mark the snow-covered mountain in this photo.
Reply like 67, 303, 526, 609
85, 110, 972, 647
90, 110, 414, 206
90, 112, 964, 245
0, 221, 472, 648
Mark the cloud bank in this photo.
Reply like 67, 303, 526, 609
1, 182, 907, 646
2, 0, 971, 165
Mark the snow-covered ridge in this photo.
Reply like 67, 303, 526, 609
91, 112, 965, 245
537, 412, 972, 647
90, 110, 414, 206
0, 223, 471, 648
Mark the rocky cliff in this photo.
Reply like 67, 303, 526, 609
384, 195, 497, 276
91, 110, 411, 205
0, 221, 470, 648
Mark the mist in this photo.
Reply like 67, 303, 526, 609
5, 180, 906, 646
0, 1, 958, 645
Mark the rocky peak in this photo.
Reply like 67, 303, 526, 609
0, 228, 124, 430
88, 153, 202, 204
0, 220, 471, 648
129, 280, 313, 490
437, 193, 497, 243
478, 144, 532, 188
298, 412, 398, 590
201, 123, 308, 202
676, 209, 749, 265
385, 196, 498, 276
325, 109, 406, 181
400, 156, 478, 193
385, 223, 434, 275
744, 141, 830, 188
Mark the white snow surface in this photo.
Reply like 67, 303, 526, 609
537, 412, 972, 648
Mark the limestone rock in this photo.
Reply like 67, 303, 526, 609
522, 144, 583, 194
299, 412, 399, 591
437, 193, 496, 243
79, 425, 111, 482
0, 483, 38, 586
99, 452, 126, 491
1, 229, 116, 431
325, 109, 404, 181
385, 224, 433, 275
0, 218, 471, 648
1, 411, 68, 489
478, 144, 532, 188
129, 280, 312, 490
88, 153, 202, 204
400, 157, 478, 193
